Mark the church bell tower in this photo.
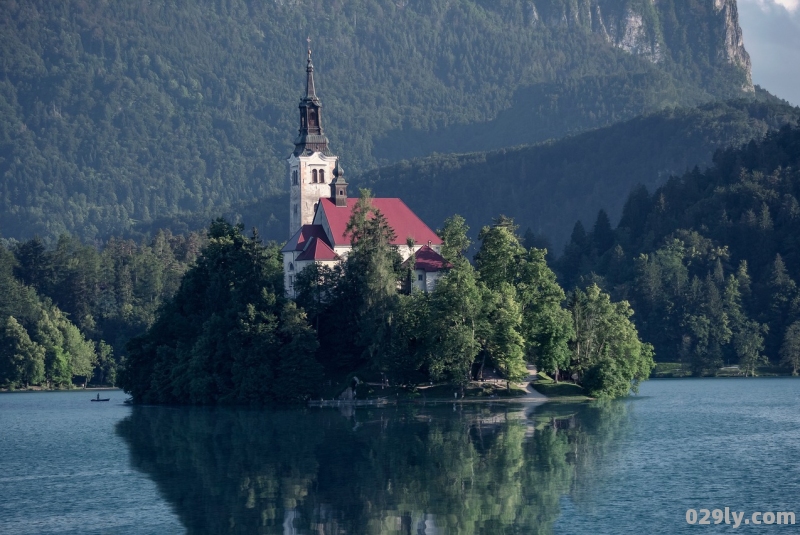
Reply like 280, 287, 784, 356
288, 40, 338, 236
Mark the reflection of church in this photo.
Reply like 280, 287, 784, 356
281, 46, 449, 297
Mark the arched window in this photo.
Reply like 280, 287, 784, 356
312, 169, 318, 183
309, 110, 317, 127
292, 170, 298, 185
289, 262, 294, 271
319, 170, 325, 183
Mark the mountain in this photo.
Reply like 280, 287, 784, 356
0, 0, 754, 242
356, 98, 800, 251
556, 123, 800, 370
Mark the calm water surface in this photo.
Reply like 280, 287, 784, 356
1, 379, 799, 534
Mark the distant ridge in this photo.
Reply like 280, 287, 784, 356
0, 0, 756, 242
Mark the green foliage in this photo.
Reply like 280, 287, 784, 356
557, 123, 800, 372
427, 257, 485, 387
568, 285, 655, 398
485, 283, 528, 388
119, 219, 320, 404
780, 321, 800, 375
0, 229, 203, 386
0, 0, 759, 243
0, 243, 101, 387
437, 214, 471, 264
0, 316, 45, 388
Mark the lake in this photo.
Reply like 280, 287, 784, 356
1, 378, 799, 534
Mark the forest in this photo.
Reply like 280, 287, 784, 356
357, 98, 800, 251
557, 123, 800, 374
0, 230, 203, 388
0, 0, 754, 244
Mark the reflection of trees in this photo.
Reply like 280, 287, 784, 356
117, 402, 629, 534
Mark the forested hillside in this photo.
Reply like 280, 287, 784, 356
557, 123, 800, 373
1, 0, 754, 242
358, 99, 800, 251
0, 230, 203, 387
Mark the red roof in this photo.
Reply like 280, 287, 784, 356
281, 224, 331, 253
402, 245, 452, 272
296, 237, 339, 261
318, 197, 442, 247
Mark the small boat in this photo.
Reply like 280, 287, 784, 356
91, 393, 110, 402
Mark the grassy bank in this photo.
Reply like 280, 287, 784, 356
531, 373, 590, 400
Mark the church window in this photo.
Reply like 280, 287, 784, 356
292, 170, 298, 185
339, 189, 343, 196
289, 275, 294, 286
289, 262, 294, 271
319, 170, 325, 183
312, 169, 318, 183
309, 110, 317, 126
293, 204, 298, 215
418, 274, 424, 281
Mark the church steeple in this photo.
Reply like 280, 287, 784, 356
331, 160, 348, 207
294, 39, 330, 156
287, 42, 338, 236
305, 43, 317, 100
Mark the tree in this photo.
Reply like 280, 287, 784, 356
343, 189, 402, 369
474, 216, 525, 291
427, 257, 485, 390
735, 320, 768, 377
516, 248, 573, 382
485, 283, 527, 391
0, 316, 45, 388
592, 209, 615, 255
273, 302, 323, 401
438, 215, 471, 263
568, 285, 654, 399
781, 322, 800, 375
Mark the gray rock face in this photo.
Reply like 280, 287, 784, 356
527, 0, 752, 85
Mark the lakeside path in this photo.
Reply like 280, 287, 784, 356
522, 365, 548, 400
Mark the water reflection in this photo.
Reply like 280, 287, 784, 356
116, 402, 628, 534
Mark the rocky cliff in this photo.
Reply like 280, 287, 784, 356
524, 0, 751, 87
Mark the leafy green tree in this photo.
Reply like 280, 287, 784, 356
485, 283, 527, 390
516, 248, 573, 382
0, 316, 45, 388
437, 214, 471, 263
427, 257, 485, 389
569, 284, 655, 398
343, 189, 403, 370
273, 302, 323, 401
474, 216, 525, 291
780, 321, 800, 375
735, 320, 768, 377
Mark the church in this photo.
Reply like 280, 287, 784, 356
281, 46, 450, 298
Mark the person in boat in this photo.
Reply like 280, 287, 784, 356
96, 393, 100, 400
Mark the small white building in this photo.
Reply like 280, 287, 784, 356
281, 46, 449, 297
